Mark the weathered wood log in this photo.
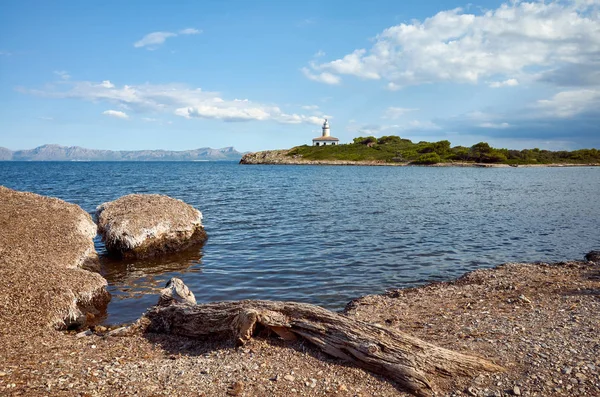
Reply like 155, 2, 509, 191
145, 278, 503, 396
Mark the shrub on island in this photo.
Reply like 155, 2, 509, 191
413, 152, 441, 165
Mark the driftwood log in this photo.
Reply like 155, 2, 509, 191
145, 278, 503, 396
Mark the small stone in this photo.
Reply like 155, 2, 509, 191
226, 381, 244, 396
0, 372, 6, 377
284, 374, 295, 382
562, 367, 572, 375
518, 295, 532, 304
466, 387, 478, 396
76, 330, 92, 338
513, 385, 521, 395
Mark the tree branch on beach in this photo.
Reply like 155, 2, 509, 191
145, 278, 504, 397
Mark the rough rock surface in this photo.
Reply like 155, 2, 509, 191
96, 194, 207, 258
585, 250, 600, 263
0, 186, 109, 331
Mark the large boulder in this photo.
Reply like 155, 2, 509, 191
96, 194, 207, 258
0, 186, 109, 331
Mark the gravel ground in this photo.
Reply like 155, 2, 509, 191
347, 260, 600, 396
1, 258, 598, 396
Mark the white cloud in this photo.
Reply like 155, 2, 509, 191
54, 70, 70, 80
535, 88, 600, 118
24, 79, 326, 126
134, 32, 177, 49
383, 107, 419, 119
304, 1, 600, 88
302, 105, 319, 110
99, 80, 115, 88
103, 110, 129, 119
313, 50, 326, 58
134, 28, 201, 49
301, 67, 341, 85
489, 78, 519, 88
179, 28, 201, 35
478, 122, 511, 128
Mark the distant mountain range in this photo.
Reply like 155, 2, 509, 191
0, 144, 245, 161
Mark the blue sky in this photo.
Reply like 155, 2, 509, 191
1, 0, 599, 152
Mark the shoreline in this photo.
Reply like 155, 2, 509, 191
240, 149, 600, 168
1, 186, 599, 396
2, 254, 598, 396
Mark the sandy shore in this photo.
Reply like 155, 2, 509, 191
240, 150, 600, 168
1, 258, 598, 396
1, 186, 598, 396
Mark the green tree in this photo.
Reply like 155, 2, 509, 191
377, 135, 403, 145
470, 142, 492, 161
414, 152, 441, 164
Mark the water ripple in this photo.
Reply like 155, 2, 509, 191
1, 162, 599, 324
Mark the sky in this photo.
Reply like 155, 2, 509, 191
1, 0, 599, 152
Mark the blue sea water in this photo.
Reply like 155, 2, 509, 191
1, 161, 599, 324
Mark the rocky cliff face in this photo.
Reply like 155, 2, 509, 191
239, 150, 295, 164
240, 150, 393, 166
1, 144, 244, 161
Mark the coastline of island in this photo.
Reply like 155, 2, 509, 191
240, 149, 600, 167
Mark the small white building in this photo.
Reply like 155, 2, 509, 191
312, 119, 339, 146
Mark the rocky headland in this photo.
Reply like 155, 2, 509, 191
240, 150, 599, 167
96, 194, 207, 258
239, 149, 400, 166
0, 186, 599, 396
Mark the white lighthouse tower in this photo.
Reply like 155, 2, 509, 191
312, 119, 339, 146
322, 119, 330, 137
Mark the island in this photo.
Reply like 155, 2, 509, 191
240, 136, 600, 167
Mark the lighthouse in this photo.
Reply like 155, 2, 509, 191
312, 119, 340, 146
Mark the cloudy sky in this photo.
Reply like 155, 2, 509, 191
1, 0, 599, 151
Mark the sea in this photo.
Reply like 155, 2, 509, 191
1, 161, 599, 324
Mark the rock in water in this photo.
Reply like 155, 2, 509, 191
158, 277, 196, 306
585, 250, 600, 263
96, 194, 207, 258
